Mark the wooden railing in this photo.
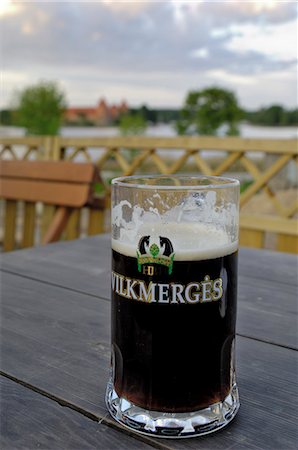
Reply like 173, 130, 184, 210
1, 136, 297, 253
0, 136, 52, 161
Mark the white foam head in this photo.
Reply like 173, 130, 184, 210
112, 192, 238, 260
112, 222, 237, 261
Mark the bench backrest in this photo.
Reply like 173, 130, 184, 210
0, 161, 105, 251
0, 160, 97, 206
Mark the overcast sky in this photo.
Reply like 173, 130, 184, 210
1, 0, 297, 109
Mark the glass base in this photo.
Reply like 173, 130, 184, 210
105, 381, 240, 438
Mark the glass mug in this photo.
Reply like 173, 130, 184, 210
106, 175, 240, 438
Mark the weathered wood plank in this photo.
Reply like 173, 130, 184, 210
88, 209, 105, 235
0, 234, 110, 294
1, 272, 297, 449
240, 155, 287, 218
238, 246, 298, 286
277, 234, 298, 254
0, 377, 156, 450
213, 151, 243, 176
1, 178, 91, 207
1, 236, 297, 348
65, 208, 81, 240
1, 267, 296, 350
0, 161, 105, 250
21, 201, 35, 248
1, 137, 47, 146
192, 152, 213, 175
240, 214, 298, 236
0, 160, 96, 183
240, 154, 292, 206
42, 207, 72, 244
239, 229, 264, 249
2, 235, 296, 287
237, 275, 297, 349
150, 152, 170, 174
40, 205, 55, 240
55, 136, 298, 154
3, 200, 17, 251
2, 135, 297, 153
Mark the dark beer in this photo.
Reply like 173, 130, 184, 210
111, 234, 238, 413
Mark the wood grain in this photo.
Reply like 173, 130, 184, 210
55, 136, 298, 154
1, 235, 297, 348
0, 160, 107, 250
3, 234, 296, 286
1, 178, 91, 207
238, 246, 298, 286
0, 160, 96, 183
3, 200, 17, 252
0, 377, 156, 450
277, 233, 298, 254
40, 205, 55, 241
42, 207, 72, 244
65, 208, 81, 240
21, 201, 35, 248
88, 209, 105, 235
240, 214, 298, 236
1, 271, 297, 449
240, 229, 264, 249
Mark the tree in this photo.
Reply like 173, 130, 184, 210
244, 104, 294, 126
176, 87, 242, 136
265, 105, 286, 125
139, 105, 157, 124
0, 109, 15, 125
15, 81, 67, 135
119, 113, 147, 136
287, 108, 298, 125
119, 113, 147, 162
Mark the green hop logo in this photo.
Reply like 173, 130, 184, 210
149, 244, 159, 257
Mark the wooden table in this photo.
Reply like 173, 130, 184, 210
1, 235, 297, 449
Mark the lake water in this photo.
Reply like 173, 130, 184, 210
1, 122, 298, 139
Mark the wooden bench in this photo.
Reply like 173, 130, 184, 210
0, 160, 106, 251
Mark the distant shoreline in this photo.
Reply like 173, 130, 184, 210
1, 122, 297, 139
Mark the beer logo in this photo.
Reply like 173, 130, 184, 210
136, 236, 175, 275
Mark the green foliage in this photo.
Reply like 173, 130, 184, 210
119, 113, 147, 162
139, 105, 157, 124
0, 109, 15, 125
240, 180, 253, 193
65, 116, 95, 127
119, 113, 147, 136
245, 105, 298, 126
129, 106, 179, 124
156, 109, 180, 123
93, 182, 105, 195
15, 81, 67, 135
176, 87, 242, 136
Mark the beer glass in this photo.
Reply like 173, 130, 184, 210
106, 175, 240, 438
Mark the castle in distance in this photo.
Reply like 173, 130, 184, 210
64, 98, 128, 125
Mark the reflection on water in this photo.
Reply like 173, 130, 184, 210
1, 123, 298, 139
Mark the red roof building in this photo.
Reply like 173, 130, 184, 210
64, 98, 128, 125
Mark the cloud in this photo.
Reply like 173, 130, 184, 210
101, 0, 152, 16
227, 20, 298, 62
1, 0, 297, 108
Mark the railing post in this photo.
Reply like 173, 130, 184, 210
43, 136, 53, 161
51, 136, 63, 161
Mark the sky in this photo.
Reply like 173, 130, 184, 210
1, 0, 297, 110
